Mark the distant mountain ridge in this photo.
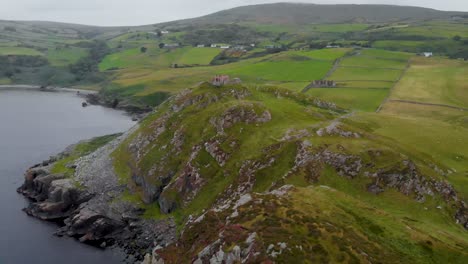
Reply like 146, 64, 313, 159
172, 3, 467, 25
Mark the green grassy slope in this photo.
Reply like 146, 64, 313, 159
111, 83, 467, 263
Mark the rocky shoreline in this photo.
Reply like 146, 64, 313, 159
17, 132, 176, 262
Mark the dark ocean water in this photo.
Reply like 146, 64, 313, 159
0, 88, 135, 264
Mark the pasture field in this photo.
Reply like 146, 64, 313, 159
174, 47, 221, 65
99, 48, 148, 70
0, 47, 43, 56
221, 60, 333, 82
329, 66, 403, 81
359, 49, 413, 60
340, 55, 408, 69
306, 88, 389, 112
335, 80, 393, 89
46, 47, 88, 66
288, 48, 351, 61
99, 47, 221, 71
395, 23, 468, 38
274, 82, 311, 92
306, 23, 370, 32
389, 57, 468, 108
373, 40, 427, 50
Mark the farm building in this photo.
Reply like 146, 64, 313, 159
210, 44, 218, 48
306, 80, 337, 89
197, 44, 206, 48
423, 52, 433, 57
212, 75, 230, 86
161, 30, 169, 34
164, 43, 180, 48
265, 44, 283, 49
220, 45, 231, 49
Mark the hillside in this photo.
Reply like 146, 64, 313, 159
174, 3, 465, 25
19, 81, 468, 262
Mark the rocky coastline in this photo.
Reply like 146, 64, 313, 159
17, 131, 176, 262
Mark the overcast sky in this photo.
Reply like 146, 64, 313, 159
1, 0, 467, 26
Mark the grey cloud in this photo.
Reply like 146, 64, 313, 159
0, 0, 467, 26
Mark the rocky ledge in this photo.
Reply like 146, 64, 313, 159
17, 131, 176, 261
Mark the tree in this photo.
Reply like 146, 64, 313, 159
140, 46, 148, 53
453, 35, 462, 41
159, 43, 165, 49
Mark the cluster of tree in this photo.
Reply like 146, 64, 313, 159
182, 24, 270, 45
3, 26, 16, 32
448, 48, 468, 60
0, 55, 48, 78
69, 40, 110, 82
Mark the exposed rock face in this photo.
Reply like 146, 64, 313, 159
210, 103, 272, 135
204, 139, 230, 167
18, 170, 92, 220
289, 141, 363, 180
287, 141, 468, 229
18, 131, 177, 261
316, 121, 360, 138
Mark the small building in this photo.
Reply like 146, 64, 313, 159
326, 45, 341, 48
423, 52, 433, 57
306, 80, 337, 89
210, 44, 218, 48
220, 45, 231, 49
164, 43, 180, 48
212, 75, 230, 86
250, 44, 256, 47
161, 30, 169, 34
197, 44, 205, 48
265, 44, 283, 49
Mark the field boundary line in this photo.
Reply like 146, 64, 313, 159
376, 59, 411, 113
388, 100, 468, 112
302, 54, 346, 93
337, 65, 406, 70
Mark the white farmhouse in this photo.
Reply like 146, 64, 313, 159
423, 52, 433, 57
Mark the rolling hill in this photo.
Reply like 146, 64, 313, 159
172, 3, 466, 25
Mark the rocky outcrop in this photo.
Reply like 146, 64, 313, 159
316, 121, 360, 138
18, 169, 92, 220
18, 132, 177, 261
210, 103, 272, 134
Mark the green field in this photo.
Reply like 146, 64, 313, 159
390, 57, 468, 108
330, 66, 403, 81
306, 23, 370, 32
335, 80, 393, 89
0, 47, 43, 56
373, 40, 427, 50
360, 49, 414, 60
340, 55, 408, 69
46, 47, 88, 66
288, 48, 351, 61
174, 47, 221, 65
307, 87, 389, 111
99, 47, 221, 71
222, 60, 333, 82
